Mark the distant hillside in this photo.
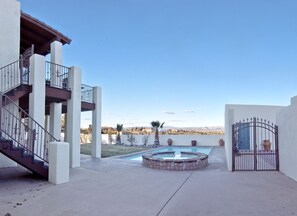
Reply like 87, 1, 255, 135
98, 126, 224, 135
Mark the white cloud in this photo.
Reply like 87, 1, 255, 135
167, 119, 185, 122
184, 109, 195, 113
161, 110, 175, 114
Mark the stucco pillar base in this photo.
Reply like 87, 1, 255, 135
49, 142, 69, 184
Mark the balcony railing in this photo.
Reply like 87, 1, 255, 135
0, 59, 29, 93
81, 84, 94, 103
45, 61, 70, 89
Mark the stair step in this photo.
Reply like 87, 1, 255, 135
0, 140, 48, 179
33, 159, 44, 165
4, 89, 16, 96
11, 146, 24, 151
22, 151, 33, 158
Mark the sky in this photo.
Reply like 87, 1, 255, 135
19, 0, 297, 128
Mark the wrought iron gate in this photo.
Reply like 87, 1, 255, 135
232, 118, 279, 171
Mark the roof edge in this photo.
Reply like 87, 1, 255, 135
21, 11, 72, 45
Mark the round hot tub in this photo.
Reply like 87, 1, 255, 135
142, 151, 208, 170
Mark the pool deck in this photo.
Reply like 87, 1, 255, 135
1, 146, 297, 216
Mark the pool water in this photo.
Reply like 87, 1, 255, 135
152, 153, 198, 160
123, 146, 212, 161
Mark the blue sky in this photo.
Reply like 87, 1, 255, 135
20, 0, 297, 128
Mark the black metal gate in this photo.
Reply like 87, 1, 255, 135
232, 117, 279, 171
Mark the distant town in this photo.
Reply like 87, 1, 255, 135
81, 126, 224, 135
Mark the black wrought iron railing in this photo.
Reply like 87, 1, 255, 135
0, 94, 58, 163
0, 59, 29, 94
45, 61, 70, 89
81, 84, 94, 103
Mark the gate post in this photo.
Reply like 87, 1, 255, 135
275, 125, 279, 171
253, 117, 257, 171
232, 124, 235, 171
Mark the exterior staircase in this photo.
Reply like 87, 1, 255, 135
3, 84, 31, 103
0, 94, 56, 179
0, 139, 48, 178
0, 59, 57, 179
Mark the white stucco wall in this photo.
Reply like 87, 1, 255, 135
0, 0, 20, 168
225, 104, 284, 171
0, 0, 20, 67
99, 134, 224, 146
276, 96, 297, 182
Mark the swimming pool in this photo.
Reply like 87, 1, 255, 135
123, 146, 212, 161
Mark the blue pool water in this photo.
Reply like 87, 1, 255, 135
123, 146, 212, 161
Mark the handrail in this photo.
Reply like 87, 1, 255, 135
81, 84, 94, 103
0, 94, 59, 162
45, 61, 70, 89
0, 59, 29, 94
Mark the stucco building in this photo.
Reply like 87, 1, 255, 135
0, 0, 101, 183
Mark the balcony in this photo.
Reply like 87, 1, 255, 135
0, 59, 29, 94
81, 84, 95, 111
45, 61, 70, 89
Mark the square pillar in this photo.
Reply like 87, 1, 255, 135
66, 67, 81, 168
49, 41, 63, 140
92, 86, 102, 158
224, 107, 234, 171
50, 41, 62, 64
50, 103, 62, 140
29, 54, 46, 156
50, 41, 63, 87
49, 141, 69, 184
29, 54, 45, 127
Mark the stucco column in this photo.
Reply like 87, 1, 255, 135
50, 41, 63, 86
92, 86, 102, 158
49, 141, 69, 184
29, 54, 45, 126
50, 103, 62, 140
49, 41, 63, 140
224, 107, 234, 172
29, 54, 45, 155
66, 67, 81, 168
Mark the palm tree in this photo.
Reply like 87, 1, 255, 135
116, 124, 123, 145
151, 121, 165, 146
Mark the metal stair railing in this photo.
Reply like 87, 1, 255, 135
0, 93, 58, 163
0, 58, 29, 94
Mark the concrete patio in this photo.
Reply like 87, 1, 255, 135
1, 147, 297, 216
